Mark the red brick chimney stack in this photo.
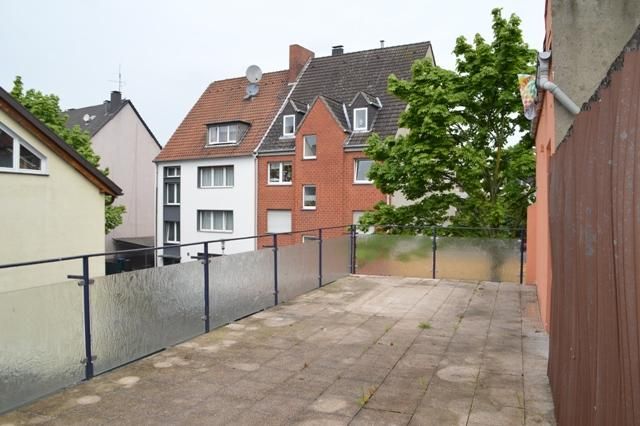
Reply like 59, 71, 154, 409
288, 44, 314, 83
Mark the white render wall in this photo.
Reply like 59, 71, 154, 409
156, 155, 257, 263
91, 103, 160, 252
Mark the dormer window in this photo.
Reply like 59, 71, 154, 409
0, 124, 47, 174
353, 108, 368, 132
208, 124, 238, 145
283, 115, 295, 137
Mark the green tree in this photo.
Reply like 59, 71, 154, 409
362, 8, 536, 235
11, 76, 125, 234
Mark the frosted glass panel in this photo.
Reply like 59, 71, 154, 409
0, 280, 84, 414
209, 249, 274, 329
91, 261, 204, 374
435, 237, 520, 282
356, 234, 433, 277
278, 241, 319, 302
322, 235, 350, 285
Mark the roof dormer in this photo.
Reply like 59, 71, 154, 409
206, 121, 250, 147
349, 91, 382, 133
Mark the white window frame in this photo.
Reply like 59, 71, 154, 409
302, 185, 316, 210
267, 161, 292, 185
199, 165, 234, 188
303, 135, 317, 160
283, 115, 295, 137
164, 182, 180, 205
353, 108, 368, 132
354, 159, 374, 184
302, 235, 317, 243
208, 124, 238, 145
164, 221, 180, 243
0, 122, 47, 175
165, 166, 180, 178
198, 210, 234, 233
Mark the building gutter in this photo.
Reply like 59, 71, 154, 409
537, 51, 580, 115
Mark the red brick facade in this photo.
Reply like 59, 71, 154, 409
257, 99, 385, 247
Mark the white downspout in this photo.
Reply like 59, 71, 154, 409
537, 51, 580, 115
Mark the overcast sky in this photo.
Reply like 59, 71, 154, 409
1, 1, 544, 145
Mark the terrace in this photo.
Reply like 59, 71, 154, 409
0, 226, 554, 425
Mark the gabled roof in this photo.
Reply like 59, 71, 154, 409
350, 91, 382, 108
155, 70, 290, 162
289, 99, 308, 113
66, 100, 161, 149
258, 41, 432, 153
318, 95, 350, 131
0, 87, 122, 196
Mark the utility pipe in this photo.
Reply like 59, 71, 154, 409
537, 51, 581, 115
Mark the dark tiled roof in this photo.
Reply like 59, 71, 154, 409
258, 41, 431, 153
0, 87, 122, 196
289, 99, 308, 113
65, 100, 161, 148
66, 102, 124, 136
319, 96, 350, 131
351, 91, 382, 108
155, 70, 290, 162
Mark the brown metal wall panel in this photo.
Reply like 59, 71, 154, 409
549, 39, 640, 425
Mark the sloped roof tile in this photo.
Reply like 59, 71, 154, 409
155, 70, 290, 162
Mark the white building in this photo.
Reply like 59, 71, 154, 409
153, 45, 313, 264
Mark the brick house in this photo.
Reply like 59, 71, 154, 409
153, 45, 312, 263
256, 42, 434, 247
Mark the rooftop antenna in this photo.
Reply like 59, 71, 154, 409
244, 65, 263, 99
108, 64, 126, 92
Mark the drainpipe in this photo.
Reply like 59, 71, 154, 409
537, 51, 580, 115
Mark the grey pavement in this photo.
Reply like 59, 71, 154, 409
0, 275, 555, 425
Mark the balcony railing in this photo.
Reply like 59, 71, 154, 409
0, 224, 524, 414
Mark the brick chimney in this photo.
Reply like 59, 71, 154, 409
288, 44, 314, 83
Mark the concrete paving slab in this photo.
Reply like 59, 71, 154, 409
0, 276, 554, 425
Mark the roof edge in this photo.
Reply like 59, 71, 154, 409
0, 86, 122, 196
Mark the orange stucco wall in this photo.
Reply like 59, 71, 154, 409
526, 0, 554, 331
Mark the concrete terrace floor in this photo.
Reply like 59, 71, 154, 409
1, 276, 555, 426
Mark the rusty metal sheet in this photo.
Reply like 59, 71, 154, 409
549, 34, 640, 425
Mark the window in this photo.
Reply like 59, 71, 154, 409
199, 166, 234, 187
268, 162, 292, 184
165, 182, 180, 205
165, 166, 180, 178
0, 126, 46, 173
198, 210, 234, 232
164, 221, 180, 243
283, 115, 295, 137
302, 235, 317, 243
353, 108, 368, 131
354, 159, 373, 183
303, 135, 316, 159
208, 124, 238, 145
267, 210, 292, 233
303, 185, 316, 210
353, 211, 374, 234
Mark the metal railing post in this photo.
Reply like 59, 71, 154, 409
318, 228, 323, 288
273, 234, 279, 305
349, 225, 357, 274
432, 227, 437, 279
79, 256, 94, 379
203, 242, 211, 332
519, 229, 525, 285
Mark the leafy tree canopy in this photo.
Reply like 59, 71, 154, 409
362, 8, 536, 234
11, 76, 125, 234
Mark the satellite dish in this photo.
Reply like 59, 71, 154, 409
83, 113, 90, 122
245, 83, 260, 98
246, 65, 263, 83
